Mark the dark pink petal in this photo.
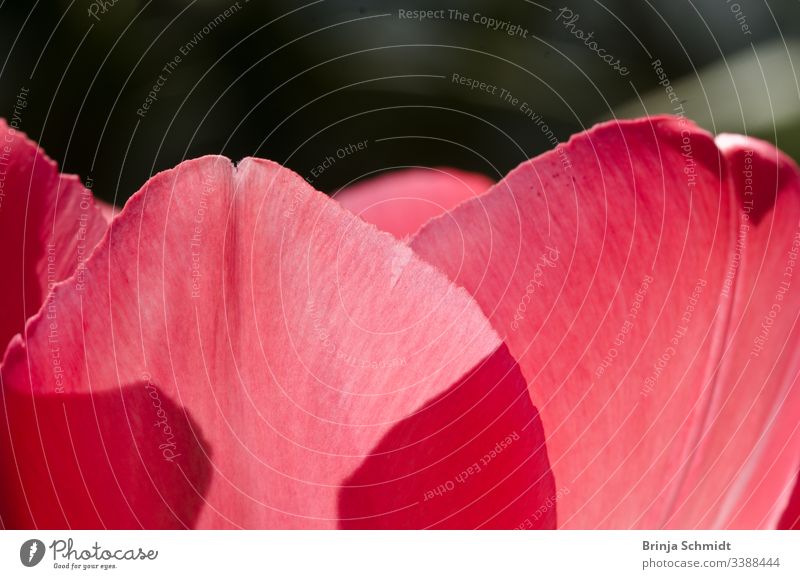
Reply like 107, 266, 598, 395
778, 471, 800, 529
1, 381, 212, 529
410, 116, 799, 528
336, 167, 493, 239
0, 119, 107, 351
1, 156, 554, 528
339, 347, 553, 529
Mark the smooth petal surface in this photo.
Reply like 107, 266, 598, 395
1, 156, 554, 529
684, 134, 800, 529
410, 116, 800, 528
336, 167, 493, 239
0, 119, 107, 351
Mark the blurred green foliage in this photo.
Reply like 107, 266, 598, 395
1, 0, 798, 203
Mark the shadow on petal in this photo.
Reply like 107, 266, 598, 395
0, 380, 212, 529
778, 471, 800, 529
338, 346, 556, 529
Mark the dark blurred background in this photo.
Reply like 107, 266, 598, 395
1, 0, 799, 204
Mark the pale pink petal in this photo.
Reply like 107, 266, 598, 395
1, 156, 554, 529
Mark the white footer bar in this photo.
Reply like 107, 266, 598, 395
1, 531, 798, 578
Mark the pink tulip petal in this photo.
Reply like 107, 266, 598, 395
1, 381, 212, 529
778, 471, 800, 529
94, 198, 118, 221
410, 116, 800, 528
0, 119, 107, 352
336, 167, 493, 239
339, 347, 553, 529
670, 134, 800, 529
1, 156, 554, 528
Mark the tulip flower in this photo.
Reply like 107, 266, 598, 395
0, 115, 797, 529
